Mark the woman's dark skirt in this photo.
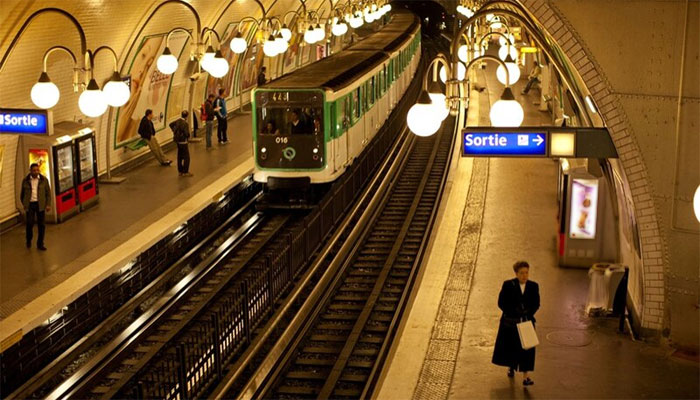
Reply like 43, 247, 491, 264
492, 317, 535, 372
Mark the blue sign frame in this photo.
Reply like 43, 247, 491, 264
0, 108, 52, 135
462, 130, 548, 157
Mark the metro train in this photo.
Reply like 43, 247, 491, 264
251, 10, 421, 199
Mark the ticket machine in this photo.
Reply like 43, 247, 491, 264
15, 122, 97, 223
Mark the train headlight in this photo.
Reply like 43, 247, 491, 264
313, 148, 318, 154
261, 147, 267, 153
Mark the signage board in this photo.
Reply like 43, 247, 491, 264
0, 108, 52, 135
569, 178, 599, 239
462, 131, 547, 157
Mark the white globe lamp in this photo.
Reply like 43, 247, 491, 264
496, 59, 521, 85
230, 34, 248, 54
208, 51, 229, 78
407, 90, 442, 137
102, 71, 130, 107
349, 17, 363, 28
498, 44, 518, 61
499, 33, 515, 47
275, 34, 289, 53
490, 87, 524, 127
263, 35, 279, 57
200, 46, 216, 73
79, 79, 108, 118
694, 185, 700, 223
428, 81, 449, 122
304, 27, 317, 44
456, 5, 465, 14
458, 44, 469, 63
31, 72, 60, 109
314, 24, 326, 42
439, 62, 466, 83
280, 25, 292, 41
156, 47, 179, 75
332, 22, 348, 36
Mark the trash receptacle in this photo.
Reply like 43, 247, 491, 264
587, 263, 628, 316
586, 263, 610, 315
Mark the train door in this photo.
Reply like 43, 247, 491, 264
348, 87, 363, 159
333, 97, 349, 171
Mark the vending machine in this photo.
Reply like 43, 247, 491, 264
15, 122, 96, 223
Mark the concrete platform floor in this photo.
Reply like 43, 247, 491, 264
376, 62, 699, 399
0, 113, 252, 313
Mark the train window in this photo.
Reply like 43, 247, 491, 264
255, 90, 323, 136
353, 87, 360, 118
363, 83, 368, 110
369, 77, 375, 105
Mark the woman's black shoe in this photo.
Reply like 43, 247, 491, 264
507, 368, 515, 378
523, 378, 534, 386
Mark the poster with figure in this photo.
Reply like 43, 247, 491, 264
114, 33, 189, 146
569, 178, 599, 239
206, 21, 254, 100
239, 41, 264, 93
28, 149, 50, 186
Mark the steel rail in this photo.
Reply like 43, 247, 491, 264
7, 182, 260, 399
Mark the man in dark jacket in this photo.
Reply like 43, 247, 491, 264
214, 89, 229, 144
257, 66, 267, 86
20, 163, 51, 250
204, 94, 215, 149
138, 109, 171, 166
170, 110, 192, 177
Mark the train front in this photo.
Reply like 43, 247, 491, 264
252, 89, 328, 200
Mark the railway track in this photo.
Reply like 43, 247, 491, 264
218, 113, 457, 399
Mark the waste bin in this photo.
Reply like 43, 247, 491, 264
586, 263, 628, 316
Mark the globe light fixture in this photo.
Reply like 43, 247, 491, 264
490, 87, 524, 127
498, 44, 518, 61
78, 78, 108, 117
694, 185, 700, 223
496, 55, 521, 85
31, 72, 60, 109
280, 25, 292, 41
456, 5, 466, 14
332, 21, 348, 36
102, 71, 131, 107
200, 45, 216, 72
407, 90, 442, 137
208, 50, 229, 78
314, 24, 326, 42
230, 32, 248, 54
428, 81, 449, 122
275, 33, 289, 53
439, 61, 466, 83
156, 47, 179, 74
263, 34, 279, 57
458, 44, 469, 63
349, 16, 363, 29
499, 33, 515, 47
304, 26, 317, 44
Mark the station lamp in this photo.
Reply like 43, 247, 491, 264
102, 71, 131, 107
78, 78, 108, 118
31, 72, 60, 109
407, 90, 443, 137
496, 53, 521, 85
694, 185, 700, 223
489, 87, 524, 127
428, 80, 449, 122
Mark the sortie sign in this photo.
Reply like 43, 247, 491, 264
462, 131, 547, 157
0, 108, 51, 135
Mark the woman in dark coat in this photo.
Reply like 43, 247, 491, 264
492, 261, 540, 386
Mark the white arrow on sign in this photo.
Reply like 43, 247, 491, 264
534, 134, 544, 146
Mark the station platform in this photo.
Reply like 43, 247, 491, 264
0, 112, 253, 345
375, 66, 699, 398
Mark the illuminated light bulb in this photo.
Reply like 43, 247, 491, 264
200, 45, 216, 72
490, 87, 524, 127
498, 44, 518, 61
304, 27, 317, 44
275, 34, 288, 53
78, 78, 108, 118
332, 22, 348, 36
458, 44, 469, 63
499, 33, 515, 47
496, 59, 521, 85
456, 5, 465, 14
102, 71, 130, 107
407, 91, 442, 137
439, 62, 466, 83
280, 25, 292, 41
230, 33, 248, 54
156, 47, 179, 74
263, 34, 279, 57
428, 81, 449, 122
486, 13, 495, 22
349, 16, 363, 28
314, 24, 325, 41
208, 50, 229, 78
694, 185, 700, 223
31, 72, 60, 109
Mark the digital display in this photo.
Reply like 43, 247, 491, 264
255, 90, 324, 107
0, 109, 50, 134
462, 131, 547, 157
569, 179, 599, 239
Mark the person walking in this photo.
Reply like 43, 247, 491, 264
20, 163, 51, 250
204, 94, 215, 149
138, 109, 171, 166
170, 110, 193, 177
492, 261, 540, 386
257, 66, 267, 86
521, 62, 542, 95
214, 89, 229, 144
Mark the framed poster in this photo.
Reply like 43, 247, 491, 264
28, 149, 51, 186
569, 178, 599, 239
114, 32, 189, 147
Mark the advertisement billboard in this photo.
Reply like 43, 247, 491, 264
569, 178, 599, 239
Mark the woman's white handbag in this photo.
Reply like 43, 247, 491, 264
517, 320, 539, 350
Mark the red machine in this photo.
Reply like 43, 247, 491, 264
66, 124, 99, 210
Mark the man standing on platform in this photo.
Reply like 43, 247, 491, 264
170, 110, 193, 177
257, 66, 267, 87
204, 94, 215, 149
214, 89, 229, 144
20, 163, 51, 250
138, 109, 171, 166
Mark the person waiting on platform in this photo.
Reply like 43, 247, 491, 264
214, 88, 229, 144
20, 163, 51, 250
257, 66, 267, 86
492, 261, 540, 386
289, 110, 306, 134
262, 120, 280, 135
521, 62, 542, 95
138, 109, 171, 166
170, 110, 193, 177
203, 94, 215, 149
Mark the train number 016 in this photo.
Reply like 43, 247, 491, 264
275, 137, 289, 144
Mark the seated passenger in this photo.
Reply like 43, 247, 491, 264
262, 121, 280, 135
289, 110, 306, 134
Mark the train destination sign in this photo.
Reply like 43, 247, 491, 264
463, 131, 547, 157
0, 108, 52, 135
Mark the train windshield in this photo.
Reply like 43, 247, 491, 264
255, 90, 324, 136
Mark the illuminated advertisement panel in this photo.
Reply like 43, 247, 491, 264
569, 178, 599, 239
28, 148, 51, 186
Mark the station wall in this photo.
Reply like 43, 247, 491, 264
0, 0, 339, 225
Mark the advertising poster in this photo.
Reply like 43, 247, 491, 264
239, 41, 264, 93
114, 33, 189, 146
28, 148, 51, 185
282, 19, 302, 74
206, 21, 254, 100
569, 178, 599, 239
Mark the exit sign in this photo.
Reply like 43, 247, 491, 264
463, 131, 547, 157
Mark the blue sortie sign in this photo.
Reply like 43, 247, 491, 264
462, 131, 547, 157
0, 109, 49, 134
